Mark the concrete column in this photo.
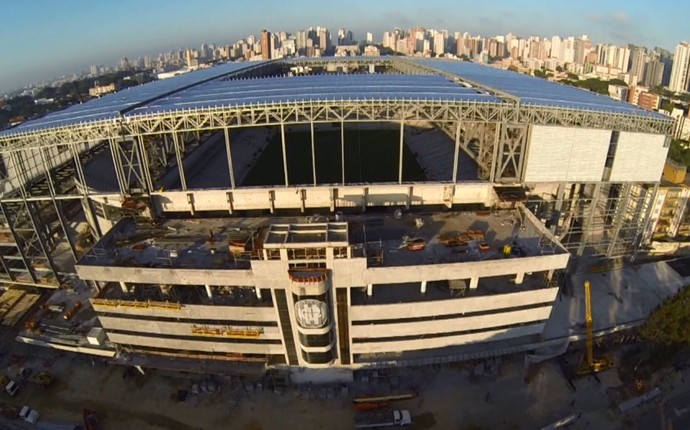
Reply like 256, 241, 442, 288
547, 269, 555, 281
205, 284, 213, 298
255, 287, 262, 300
119, 282, 129, 294
452, 122, 461, 183
420, 280, 427, 294
310, 121, 317, 186
515, 272, 525, 285
469, 277, 479, 289
224, 127, 236, 189
367, 284, 373, 297
280, 123, 289, 187
399, 121, 404, 184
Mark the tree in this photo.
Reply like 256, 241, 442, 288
533, 69, 548, 79
556, 65, 563, 73
566, 72, 579, 80
608, 78, 627, 86
640, 286, 690, 345
667, 139, 690, 166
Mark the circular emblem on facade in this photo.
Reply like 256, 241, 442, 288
294, 299, 328, 328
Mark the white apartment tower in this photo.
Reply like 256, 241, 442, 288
550, 36, 562, 60
669, 42, 690, 93
433, 31, 445, 55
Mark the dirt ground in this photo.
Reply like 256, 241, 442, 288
0, 343, 687, 430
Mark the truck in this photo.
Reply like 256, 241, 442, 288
19, 405, 40, 424
355, 409, 412, 428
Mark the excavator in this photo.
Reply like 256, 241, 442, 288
576, 280, 615, 375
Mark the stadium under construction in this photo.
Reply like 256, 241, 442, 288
0, 56, 676, 373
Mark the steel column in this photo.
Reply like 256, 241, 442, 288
136, 135, 154, 192
40, 148, 79, 261
606, 183, 632, 257
280, 123, 289, 187
489, 123, 501, 183
108, 139, 127, 194
24, 201, 60, 285
171, 132, 188, 191
578, 183, 602, 256
310, 121, 317, 186
70, 143, 88, 193
0, 203, 37, 284
452, 122, 461, 183
398, 121, 404, 184
341, 120, 345, 185
223, 128, 236, 189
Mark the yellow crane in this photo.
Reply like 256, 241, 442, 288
577, 280, 615, 375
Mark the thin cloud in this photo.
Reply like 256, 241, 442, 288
384, 11, 413, 28
583, 11, 648, 45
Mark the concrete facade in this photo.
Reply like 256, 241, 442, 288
79, 206, 569, 369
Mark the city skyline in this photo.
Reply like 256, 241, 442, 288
2, 0, 689, 94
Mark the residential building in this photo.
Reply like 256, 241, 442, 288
261, 30, 272, 60
647, 160, 690, 239
637, 92, 661, 111
669, 42, 690, 93
88, 83, 116, 98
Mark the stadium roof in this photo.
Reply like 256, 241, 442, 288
413, 58, 666, 119
0, 56, 669, 140
128, 74, 499, 117
0, 61, 263, 137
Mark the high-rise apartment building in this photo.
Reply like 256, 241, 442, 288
643, 59, 665, 88
628, 46, 647, 84
296, 30, 308, 54
669, 42, 690, 93
433, 31, 445, 55
261, 29, 271, 60
407, 27, 424, 54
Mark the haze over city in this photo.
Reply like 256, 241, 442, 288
2, 0, 689, 94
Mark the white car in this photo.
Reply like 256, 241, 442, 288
5, 380, 19, 396
19, 405, 40, 424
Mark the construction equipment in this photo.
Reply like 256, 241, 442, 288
577, 280, 615, 375
398, 236, 425, 251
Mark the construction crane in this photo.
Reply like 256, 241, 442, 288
577, 280, 615, 375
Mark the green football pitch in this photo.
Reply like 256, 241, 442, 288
241, 129, 426, 186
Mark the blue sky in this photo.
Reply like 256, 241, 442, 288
0, 0, 687, 94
